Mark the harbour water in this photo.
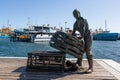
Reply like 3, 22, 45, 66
0, 38, 120, 63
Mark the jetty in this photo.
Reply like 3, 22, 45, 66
0, 58, 120, 80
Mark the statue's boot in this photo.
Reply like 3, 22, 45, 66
85, 59, 93, 73
77, 57, 84, 70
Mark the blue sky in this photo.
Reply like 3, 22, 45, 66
0, 0, 120, 33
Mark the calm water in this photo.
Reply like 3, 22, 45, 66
0, 38, 120, 63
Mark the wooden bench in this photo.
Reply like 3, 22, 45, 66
26, 51, 65, 72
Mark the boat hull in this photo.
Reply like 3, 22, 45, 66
34, 34, 53, 42
93, 33, 118, 41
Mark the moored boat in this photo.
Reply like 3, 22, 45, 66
93, 32, 119, 41
30, 32, 54, 42
0, 32, 10, 38
93, 20, 119, 41
29, 24, 58, 42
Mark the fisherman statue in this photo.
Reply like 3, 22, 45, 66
72, 9, 93, 73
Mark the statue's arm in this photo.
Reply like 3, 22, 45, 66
72, 23, 76, 36
84, 19, 89, 32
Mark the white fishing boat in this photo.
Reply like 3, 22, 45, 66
34, 32, 54, 42
29, 24, 58, 42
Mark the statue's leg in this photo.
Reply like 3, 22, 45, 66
86, 50, 93, 73
77, 55, 83, 66
76, 55, 84, 70
84, 35, 93, 73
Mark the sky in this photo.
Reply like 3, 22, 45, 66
0, 0, 120, 33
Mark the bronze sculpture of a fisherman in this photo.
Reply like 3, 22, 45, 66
72, 9, 93, 73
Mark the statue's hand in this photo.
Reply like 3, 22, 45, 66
72, 35, 77, 38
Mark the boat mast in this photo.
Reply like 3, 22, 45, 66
105, 20, 107, 31
27, 17, 30, 27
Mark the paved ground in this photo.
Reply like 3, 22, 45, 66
0, 58, 119, 80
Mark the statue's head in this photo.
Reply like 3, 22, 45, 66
73, 9, 81, 19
